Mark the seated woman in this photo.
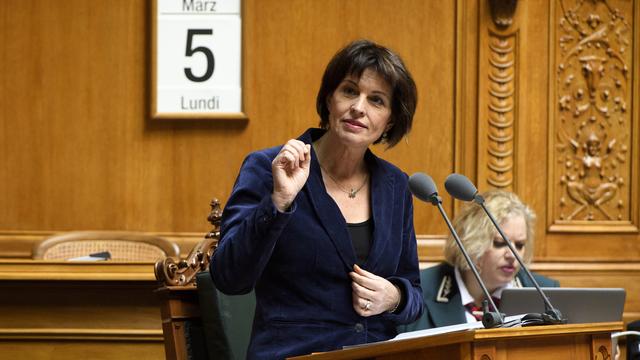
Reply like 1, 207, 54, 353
401, 190, 559, 330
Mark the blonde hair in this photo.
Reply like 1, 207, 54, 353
443, 190, 536, 270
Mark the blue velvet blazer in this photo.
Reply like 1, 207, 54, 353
399, 262, 560, 332
210, 128, 423, 359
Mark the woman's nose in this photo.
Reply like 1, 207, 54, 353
504, 247, 515, 259
350, 97, 366, 116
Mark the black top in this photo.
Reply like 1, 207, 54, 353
347, 219, 373, 266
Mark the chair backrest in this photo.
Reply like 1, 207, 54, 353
33, 231, 180, 262
196, 271, 255, 360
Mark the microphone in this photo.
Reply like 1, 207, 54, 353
444, 173, 566, 325
409, 173, 504, 328
443, 173, 478, 202
408, 172, 440, 205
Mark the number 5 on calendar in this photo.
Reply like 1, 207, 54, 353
151, 0, 245, 119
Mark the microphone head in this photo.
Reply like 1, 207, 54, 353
444, 173, 478, 202
408, 172, 439, 205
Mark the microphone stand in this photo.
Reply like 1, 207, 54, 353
428, 194, 504, 328
473, 194, 566, 325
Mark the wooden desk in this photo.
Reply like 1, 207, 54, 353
0, 260, 164, 360
292, 322, 622, 360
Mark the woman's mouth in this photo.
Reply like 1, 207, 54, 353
500, 265, 515, 274
343, 119, 366, 129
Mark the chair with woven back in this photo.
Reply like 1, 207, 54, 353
33, 231, 180, 262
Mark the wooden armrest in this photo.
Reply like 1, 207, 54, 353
155, 199, 222, 286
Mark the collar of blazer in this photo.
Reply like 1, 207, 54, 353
435, 271, 524, 303
301, 128, 396, 273
436, 274, 454, 303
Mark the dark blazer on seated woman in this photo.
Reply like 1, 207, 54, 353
400, 263, 560, 331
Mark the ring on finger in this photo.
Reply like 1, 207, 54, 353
363, 301, 371, 311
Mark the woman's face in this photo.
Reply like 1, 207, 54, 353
326, 68, 393, 148
477, 214, 527, 292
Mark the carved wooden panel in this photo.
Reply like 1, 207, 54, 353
488, 31, 516, 190
549, 0, 636, 232
478, 28, 517, 191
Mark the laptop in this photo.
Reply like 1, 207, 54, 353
499, 287, 626, 324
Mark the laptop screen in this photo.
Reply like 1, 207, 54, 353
499, 287, 626, 324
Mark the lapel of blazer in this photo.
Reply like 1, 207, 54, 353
363, 152, 394, 270
305, 142, 355, 271
427, 267, 467, 327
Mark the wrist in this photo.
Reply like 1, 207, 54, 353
388, 284, 402, 314
271, 193, 292, 213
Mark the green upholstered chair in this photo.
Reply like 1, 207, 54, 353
195, 271, 255, 360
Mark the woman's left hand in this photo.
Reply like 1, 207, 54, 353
349, 264, 401, 317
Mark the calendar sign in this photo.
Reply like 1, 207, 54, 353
152, 0, 244, 119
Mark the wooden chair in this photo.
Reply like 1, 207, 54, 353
155, 199, 255, 360
33, 231, 180, 262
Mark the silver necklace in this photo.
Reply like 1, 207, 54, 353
319, 163, 369, 199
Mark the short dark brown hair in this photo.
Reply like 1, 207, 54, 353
316, 39, 418, 148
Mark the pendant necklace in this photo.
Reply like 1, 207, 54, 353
319, 163, 369, 199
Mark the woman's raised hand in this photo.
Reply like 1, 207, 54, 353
271, 140, 311, 212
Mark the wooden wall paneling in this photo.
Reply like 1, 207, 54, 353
416, 0, 482, 258
474, 0, 555, 260
0, 0, 459, 257
0, 232, 52, 259
0, 0, 249, 240
1, 0, 638, 274
243, 0, 459, 237
511, 1, 554, 260
548, 0, 637, 233
477, 0, 519, 193
474, 0, 553, 201
636, 0, 640, 235
453, 0, 480, 216
543, 0, 640, 261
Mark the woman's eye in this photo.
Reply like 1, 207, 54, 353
370, 97, 385, 106
342, 87, 357, 96
492, 240, 507, 248
493, 239, 525, 250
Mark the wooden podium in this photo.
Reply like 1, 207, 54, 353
290, 322, 622, 360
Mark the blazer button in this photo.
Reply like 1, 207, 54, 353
354, 323, 364, 333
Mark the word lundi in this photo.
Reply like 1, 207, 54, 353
180, 96, 220, 110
